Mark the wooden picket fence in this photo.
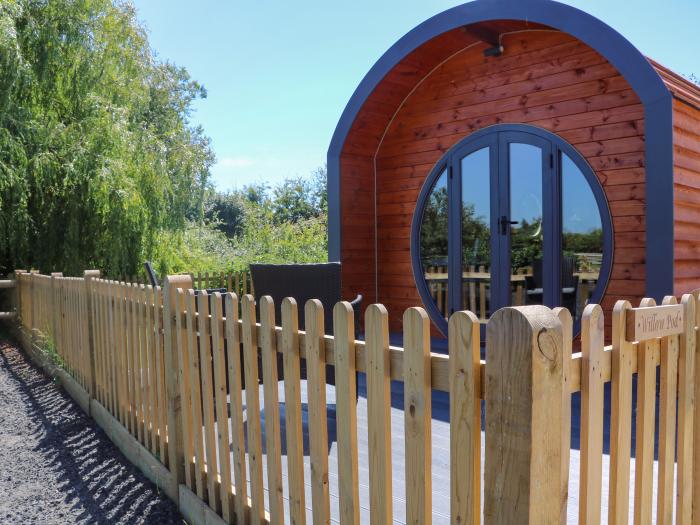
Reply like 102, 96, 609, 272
8, 268, 700, 524
191, 270, 254, 297
118, 270, 254, 299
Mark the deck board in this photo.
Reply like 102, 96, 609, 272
206, 373, 672, 524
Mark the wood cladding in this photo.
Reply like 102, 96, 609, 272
340, 26, 652, 333
340, 154, 375, 306
651, 59, 700, 110
673, 99, 700, 295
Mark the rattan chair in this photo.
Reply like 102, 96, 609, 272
250, 262, 362, 386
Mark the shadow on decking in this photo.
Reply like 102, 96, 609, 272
252, 401, 339, 455
252, 369, 660, 460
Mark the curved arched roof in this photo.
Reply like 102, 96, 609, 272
328, 0, 669, 159
327, 0, 676, 300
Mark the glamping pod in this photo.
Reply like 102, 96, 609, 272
327, 0, 700, 336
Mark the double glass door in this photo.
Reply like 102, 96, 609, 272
418, 126, 607, 335
420, 130, 561, 327
452, 131, 556, 323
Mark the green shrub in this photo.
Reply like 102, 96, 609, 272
151, 221, 237, 276
40, 335, 64, 368
231, 202, 327, 271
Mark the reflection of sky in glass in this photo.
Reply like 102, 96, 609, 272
509, 143, 542, 225
562, 153, 602, 233
461, 147, 490, 223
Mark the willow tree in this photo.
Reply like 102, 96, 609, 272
0, 0, 213, 276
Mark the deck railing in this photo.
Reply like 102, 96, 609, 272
7, 268, 700, 524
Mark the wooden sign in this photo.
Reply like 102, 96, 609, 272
625, 304, 685, 342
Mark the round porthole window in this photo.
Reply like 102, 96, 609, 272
411, 124, 612, 336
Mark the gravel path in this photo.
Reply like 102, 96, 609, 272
0, 336, 184, 524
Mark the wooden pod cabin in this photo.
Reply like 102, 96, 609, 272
327, 0, 700, 336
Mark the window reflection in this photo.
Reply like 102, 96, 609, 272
420, 169, 449, 319
509, 143, 544, 308
415, 130, 608, 333
460, 148, 491, 322
562, 153, 604, 322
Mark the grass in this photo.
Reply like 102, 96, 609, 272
40, 335, 64, 368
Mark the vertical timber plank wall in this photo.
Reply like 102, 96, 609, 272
339, 29, 481, 311
340, 28, 648, 332
673, 98, 700, 294
340, 154, 376, 307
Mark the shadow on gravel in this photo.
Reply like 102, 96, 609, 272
0, 338, 183, 525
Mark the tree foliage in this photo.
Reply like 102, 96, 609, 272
0, 0, 213, 276
420, 183, 492, 268
148, 168, 330, 277
199, 167, 328, 273
231, 204, 327, 270
204, 191, 247, 238
271, 166, 327, 223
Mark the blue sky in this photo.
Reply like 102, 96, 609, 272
132, 0, 700, 191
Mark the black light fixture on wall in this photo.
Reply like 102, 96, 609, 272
462, 23, 504, 57
483, 44, 504, 57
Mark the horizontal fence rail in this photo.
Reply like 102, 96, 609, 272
7, 269, 700, 524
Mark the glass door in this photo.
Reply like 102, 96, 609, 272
454, 143, 496, 324
495, 133, 555, 312
414, 125, 611, 337
451, 132, 554, 325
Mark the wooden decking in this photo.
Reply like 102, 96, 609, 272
229, 375, 669, 524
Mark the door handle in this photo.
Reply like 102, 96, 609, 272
499, 215, 518, 234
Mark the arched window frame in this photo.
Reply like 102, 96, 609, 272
410, 124, 614, 336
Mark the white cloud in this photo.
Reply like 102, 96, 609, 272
211, 156, 258, 191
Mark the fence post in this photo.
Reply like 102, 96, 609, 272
12, 270, 26, 324
83, 270, 100, 403
163, 273, 193, 502
448, 310, 481, 525
484, 305, 565, 524
677, 294, 696, 523
28, 270, 38, 342
50, 273, 63, 346
554, 307, 573, 524
691, 289, 700, 524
